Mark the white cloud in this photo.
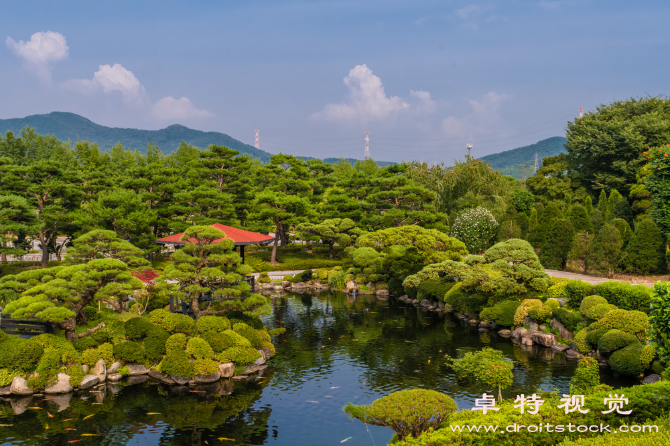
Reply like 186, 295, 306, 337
63, 63, 148, 106
313, 64, 409, 123
456, 4, 483, 20
152, 96, 214, 120
6, 31, 68, 84
410, 90, 437, 113
539, 1, 573, 9
441, 92, 509, 138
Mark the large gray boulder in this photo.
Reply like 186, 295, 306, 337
79, 375, 99, 390
194, 373, 221, 384
126, 363, 150, 376
149, 369, 176, 384
107, 373, 123, 382
565, 349, 584, 359
44, 373, 74, 394
219, 363, 235, 378
108, 361, 122, 373
10, 377, 33, 396
550, 318, 574, 341
94, 358, 107, 382
170, 375, 190, 385
531, 333, 557, 347
511, 327, 527, 339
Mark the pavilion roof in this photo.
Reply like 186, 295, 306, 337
155, 223, 274, 247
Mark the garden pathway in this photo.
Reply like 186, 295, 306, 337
544, 269, 656, 287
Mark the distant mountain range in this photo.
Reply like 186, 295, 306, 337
479, 136, 567, 179
0, 112, 395, 166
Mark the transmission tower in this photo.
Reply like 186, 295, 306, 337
254, 130, 260, 150
466, 143, 473, 158
534, 152, 539, 172
579, 107, 583, 119
364, 132, 370, 158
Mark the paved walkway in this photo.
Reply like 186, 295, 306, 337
545, 269, 656, 287
251, 270, 306, 281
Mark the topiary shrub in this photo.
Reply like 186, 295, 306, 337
580, 295, 609, 315
148, 308, 171, 326
589, 309, 649, 339
165, 333, 188, 353
196, 315, 231, 334
584, 303, 617, 321
233, 323, 264, 349
226, 311, 265, 330
113, 341, 145, 363
343, 389, 458, 442
158, 349, 195, 378
539, 218, 574, 270
585, 328, 610, 350
0, 337, 44, 372
163, 313, 195, 335
543, 299, 560, 312
640, 344, 656, 369
570, 357, 600, 394
513, 299, 543, 326
216, 346, 261, 365
200, 332, 234, 353
528, 308, 551, 324
545, 283, 568, 300
565, 281, 595, 309
222, 329, 252, 348
125, 317, 156, 340
573, 329, 591, 354
479, 300, 520, 327
143, 329, 169, 363
598, 330, 639, 356
553, 308, 584, 332
186, 337, 215, 360
621, 218, 666, 274
73, 336, 99, 352
609, 343, 644, 376
257, 272, 271, 283
91, 327, 115, 344
283, 275, 294, 282
194, 358, 219, 376
375, 281, 389, 291
594, 281, 652, 313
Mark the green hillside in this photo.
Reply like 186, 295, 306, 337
479, 136, 566, 179
0, 112, 396, 166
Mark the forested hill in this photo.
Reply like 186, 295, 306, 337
0, 111, 395, 166
479, 136, 567, 178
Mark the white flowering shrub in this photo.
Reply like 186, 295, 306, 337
450, 207, 498, 254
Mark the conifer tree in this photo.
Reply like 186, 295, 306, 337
0, 194, 41, 262
540, 218, 574, 269
588, 223, 623, 277
532, 203, 562, 247
612, 199, 634, 227
568, 204, 593, 233
591, 208, 605, 235
527, 208, 538, 243
609, 218, 633, 247
606, 189, 623, 220
621, 218, 666, 274
584, 195, 593, 215
597, 190, 608, 217
568, 232, 595, 273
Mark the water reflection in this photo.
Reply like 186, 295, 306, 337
0, 291, 637, 446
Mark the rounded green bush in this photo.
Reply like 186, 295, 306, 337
186, 337, 215, 360
580, 295, 608, 314
163, 313, 195, 335
148, 308, 171, 326
514, 299, 543, 326
165, 333, 188, 352
226, 311, 264, 330
194, 358, 219, 376
585, 328, 610, 349
73, 336, 99, 352
200, 332, 234, 353
609, 343, 644, 376
574, 329, 591, 354
233, 323, 264, 349
216, 346, 261, 365
14, 339, 44, 372
598, 330, 639, 356
257, 272, 271, 283
343, 389, 458, 442
113, 341, 145, 363
543, 299, 560, 312
91, 327, 114, 344
641, 344, 656, 369
590, 309, 648, 338
584, 303, 617, 321
222, 329, 252, 348
196, 315, 231, 334
143, 330, 169, 363
159, 349, 196, 378
125, 317, 156, 340
82, 305, 98, 321
283, 275, 294, 281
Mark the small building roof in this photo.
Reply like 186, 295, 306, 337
155, 223, 274, 247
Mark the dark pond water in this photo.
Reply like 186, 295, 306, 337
0, 292, 637, 446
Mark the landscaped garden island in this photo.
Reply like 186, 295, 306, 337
0, 97, 669, 444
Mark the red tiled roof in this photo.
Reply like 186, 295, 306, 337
155, 223, 274, 246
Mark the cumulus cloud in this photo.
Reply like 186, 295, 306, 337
455, 4, 483, 20
6, 31, 68, 84
63, 64, 148, 106
313, 64, 409, 123
152, 96, 214, 120
410, 90, 437, 113
441, 92, 509, 138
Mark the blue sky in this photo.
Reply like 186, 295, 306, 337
1, 0, 668, 162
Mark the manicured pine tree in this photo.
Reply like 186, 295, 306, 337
588, 223, 623, 277
540, 218, 574, 269
0, 194, 41, 262
568, 204, 593, 233
526, 208, 538, 243
590, 208, 605, 235
532, 202, 562, 248
612, 199, 634, 228
621, 218, 666, 274
584, 195, 593, 216
609, 218, 633, 247
597, 190, 608, 217
606, 189, 623, 221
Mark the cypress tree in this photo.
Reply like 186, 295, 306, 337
612, 199, 634, 228
527, 208, 538, 243
540, 218, 574, 270
533, 203, 562, 248
568, 231, 595, 273
584, 195, 593, 216
588, 223, 623, 278
621, 219, 666, 275
568, 204, 593, 234
610, 218, 633, 247
597, 190, 608, 217
606, 189, 623, 221
591, 208, 604, 235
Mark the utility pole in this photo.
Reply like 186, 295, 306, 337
534, 152, 539, 173
254, 130, 260, 150
364, 132, 370, 159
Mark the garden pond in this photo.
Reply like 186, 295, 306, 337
0, 291, 637, 445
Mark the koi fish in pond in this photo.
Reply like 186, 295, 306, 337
83, 414, 94, 420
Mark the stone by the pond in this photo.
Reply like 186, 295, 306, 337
498, 329, 512, 337
194, 372, 221, 384
240, 364, 268, 375
49, 393, 72, 412
643, 374, 662, 384
254, 351, 266, 366
81, 364, 90, 373
108, 361, 121, 373
11, 377, 33, 396
281, 280, 291, 288
468, 319, 478, 325
219, 362, 235, 378
565, 349, 583, 359
478, 327, 488, 332
521, 334, 534, 346
531, 332, 557, 347
107, 373, 123, 382
550, 318, 574, 341
128, 375, 149, 385
126, 363, 150, 376
170, 375, 190, 385
376, 289, 389, 296
45, 373, 74, 394
149, 369, 175, 385
551, 344, 569, 352
0, 385, 11, 396
79, 375, 99, 390
11, 396, 32, 415
511, 327, 527, 339
94, 358, 107, 382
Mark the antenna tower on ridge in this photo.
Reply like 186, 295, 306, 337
466, 143, 473, 158
534, 152, 539, 172
364, 132, 370, 158
579, 107, 583, 119
254, 130, 260, 150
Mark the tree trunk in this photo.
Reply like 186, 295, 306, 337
1, 251, 6, 263
68, 322, 106, 341
329, 241, 334, 260
270, 232, 280, 265
39, 229, 49, 268
498, 385, 502, 403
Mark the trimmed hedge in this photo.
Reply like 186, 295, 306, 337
589, 309, 649, 339
609, 343, 644, 376
479, 300, 521, 327
565, 280, 595, 309
593, 282, 652, 314
553, 308, 584, 332
196, 315, 231, 334
597, 329, 639, 356
580, 295, 608, 314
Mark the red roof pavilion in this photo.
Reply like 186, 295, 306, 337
155, 223, 274, 263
